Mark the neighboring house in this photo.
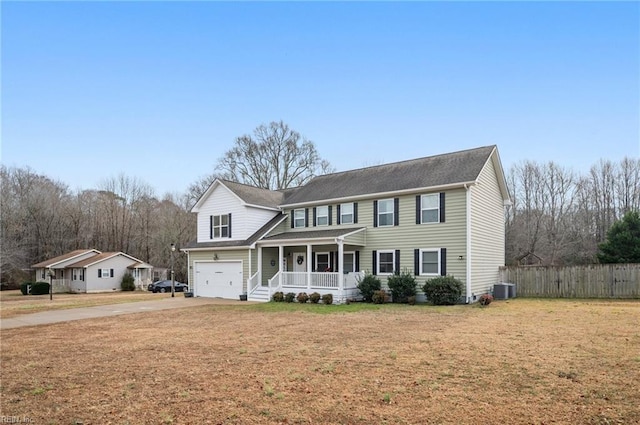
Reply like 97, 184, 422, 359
32, 250, 153, 293
183, 145, 510, 303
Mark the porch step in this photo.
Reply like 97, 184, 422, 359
248, 286, 270, 303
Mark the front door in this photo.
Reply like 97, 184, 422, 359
293, 252, 306, 272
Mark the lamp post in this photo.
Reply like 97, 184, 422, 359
48, 269, 54, 301
170, 243, 175, 298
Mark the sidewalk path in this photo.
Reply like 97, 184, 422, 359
0, 297, 250, 330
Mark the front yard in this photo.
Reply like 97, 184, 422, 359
1, 299, 638, 424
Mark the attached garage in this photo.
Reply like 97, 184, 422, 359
193, 261, 243, 299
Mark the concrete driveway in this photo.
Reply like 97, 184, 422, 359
0, 297, 253, 330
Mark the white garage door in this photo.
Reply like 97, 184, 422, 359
194, 262, 243, 299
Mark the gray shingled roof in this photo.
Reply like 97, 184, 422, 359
221, 180, 284, 209
282, 146, 496, 205
262, 228, 366, 241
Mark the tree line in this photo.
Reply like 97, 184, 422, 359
1, 122, 637, 287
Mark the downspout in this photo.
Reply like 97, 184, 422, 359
464, 183, 472, 303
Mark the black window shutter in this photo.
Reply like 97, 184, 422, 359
305, 208, 309, 227
355, 250, 360, 272
329, 251, 335, 271
328, 206, 332, 225
372, 250, 377, 275
440, 193, 446, 223
311, 254, 316, 271
228, 213, 232, 238
210, 215, 213, 238
394, 198, 400, 226
394, 250, 400, 273
373, 201, 378, 227
416, 195, 421, 224
313, 207, 317, 227
110, 269, 114, 277
336, 204, 341, 225
414, 249, 420, 275
98, 269, 102, 278
290, 210, 295, 228
441, 248, 447, 276
354, 203, 358, 223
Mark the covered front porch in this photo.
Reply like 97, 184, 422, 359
247, 228, 366, 303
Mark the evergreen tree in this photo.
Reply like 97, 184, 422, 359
597, 211, 640, 263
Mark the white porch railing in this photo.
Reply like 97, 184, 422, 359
281, 272, 341, 289
248, 271, 261, 296
267, 271, 283, 299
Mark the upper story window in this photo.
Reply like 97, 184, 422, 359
212, 214, 229, 238
416, 193, 444, 224
339, 203, 354, 224
315, 206, 329, 226
377, 199, 394, 227
294, 209, 306, 228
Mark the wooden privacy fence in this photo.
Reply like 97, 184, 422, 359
499, 264, 640, 299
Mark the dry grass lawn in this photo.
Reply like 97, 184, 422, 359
1, 298, 639, 424
0, 290, 167, 319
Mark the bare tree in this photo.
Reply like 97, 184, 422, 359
215, 121, 334, 190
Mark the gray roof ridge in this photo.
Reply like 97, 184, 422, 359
311, 145, 496, 180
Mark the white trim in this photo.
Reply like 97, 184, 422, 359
376, 250, 395, 275
315, 252, 330, 272
377, 198, 395, 227
418, 248, 441, 276
465, 184, 472, 303
191, 179, 280, 213
281, 181, 477, 209
257, 227, 366, 247
315, 205, 329, 226
342, 251, 355, 273
339, 202, 354, 224
293, 208, 306, 228
419, 194, 440, 224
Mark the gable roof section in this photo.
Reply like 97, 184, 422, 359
183, 213, 287, 250
282, 145, 498, 206
260, 227, 366, 244
66, 252, 149, 268
191, 179, 284, 212
32, 249, 101, 268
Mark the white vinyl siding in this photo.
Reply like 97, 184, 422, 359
196, 184, 276, 243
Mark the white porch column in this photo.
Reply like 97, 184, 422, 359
337, 238, 344, 291
278, 245, 284, 287
257, 245, 263, 287
248, 247, 252, 292
306, 244, 312, 290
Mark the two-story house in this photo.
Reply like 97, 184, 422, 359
183, 145, 510, 303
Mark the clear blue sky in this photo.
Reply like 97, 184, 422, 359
2, 1, 639, 195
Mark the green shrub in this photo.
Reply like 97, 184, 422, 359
31, 281, 50, 295
386, 271, 417, 303
121, 273, 136, 291
309, 292, 321, 304
356, 273, 381, 303
271, 291, 284, 302
284, 292, 296, 303
296, 292, 309, 303
20, 282, 33, 295
321, 293, 333, 305
372, 290, 387, 304
422, 276, 463, 305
